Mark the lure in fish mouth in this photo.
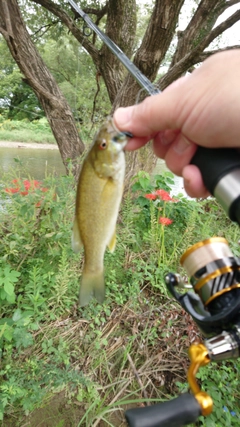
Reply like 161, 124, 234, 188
72, 117, 131, 306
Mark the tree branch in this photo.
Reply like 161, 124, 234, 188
98, 0, 137, 101
135, 0, 185, 77
159, 7, 240, 89
70, 4, 108, 20
1, 0, 13, 37
30, 0, 100, 65
171, 0, 226, 67
225, 0, 240, 7
205, 8, 240, 45
84, 4, 108, 19
0, 25, 9, 39
32, 19, 59, 39
112, 0, 185, 109
198, 45, 240, 61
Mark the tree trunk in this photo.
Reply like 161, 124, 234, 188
98, 0, 137, 103
3, 0, 240, 187
0, 0, 85, 178
112, 0, 185, 110
111, 0, 185, 183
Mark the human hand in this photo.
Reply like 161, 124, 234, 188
113, 50, 240, 198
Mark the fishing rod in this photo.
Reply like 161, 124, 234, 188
67, 2, 240, 426
67, 0, 240, 226
67, 0, 160, 96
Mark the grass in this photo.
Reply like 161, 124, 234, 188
0, 167, 240, 427
0, 117, 56, 144
0, 116, 97, 146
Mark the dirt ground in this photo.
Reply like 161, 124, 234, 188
0, 141, 58, 150
2, 392, 127, 427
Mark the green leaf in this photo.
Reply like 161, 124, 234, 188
0, 323, 13, 342
13, 328, 33, 349
12, 309, 22, 322
4, 281, 14, 296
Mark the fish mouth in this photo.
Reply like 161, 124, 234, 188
111, 137, 128, 153
107, 117, 133, 151
122, 131, 133, 138
109, 117, 133, 139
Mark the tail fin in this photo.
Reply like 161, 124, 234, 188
79, 270, 105, 307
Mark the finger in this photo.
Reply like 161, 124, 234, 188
113, 82, 188, 136
182, 164, 210, 198
154, 133, 198, 176
152, 129, 180, 159
124, 135, 152, 151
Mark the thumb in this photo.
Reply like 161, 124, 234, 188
114, 76, 188, 136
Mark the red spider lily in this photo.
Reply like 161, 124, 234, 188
4, 179, 49, 207
159, 217, 173, 226
155, 189, 173, 201
23, 179, 40, 191
5, 187, 20, 194
23, 180, 31, 190
145, 193, 157, 200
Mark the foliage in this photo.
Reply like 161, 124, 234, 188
40, 34, 111, 125
196, 362, 240, 426
0, 166, 239, 426
0, 37, 43, 120
0, 116, 55, 143
0, 30, 111, 125
176, 361, 240, 426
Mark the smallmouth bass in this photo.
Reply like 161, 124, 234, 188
72, 117, 130, 306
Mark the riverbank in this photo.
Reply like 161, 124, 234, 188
0, 141, 58, 150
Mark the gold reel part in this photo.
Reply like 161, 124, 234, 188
187, 343, 213, 417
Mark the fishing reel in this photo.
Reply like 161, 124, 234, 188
166, 237, 240, 357
125, 237, 240, 427
125, 146, 240, 427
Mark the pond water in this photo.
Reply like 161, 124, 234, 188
0, 144, 187, 196
0, 145, 66, 180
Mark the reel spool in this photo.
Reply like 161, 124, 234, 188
165, 237, 240, 337
180, 237, 240, 315
125, 238, 240, 427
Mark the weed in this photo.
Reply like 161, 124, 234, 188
0, 117, 56, 144
0, 166, 239, 426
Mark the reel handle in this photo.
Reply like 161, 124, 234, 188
191, 147, 240, 224
125, 393, 201, 427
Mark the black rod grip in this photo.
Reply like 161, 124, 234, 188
191, 147, 240, 195
191, 147, 240, 224
125, 393, 202, 427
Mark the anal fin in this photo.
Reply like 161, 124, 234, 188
72, 217, 83, 253
108, 228, 116, 253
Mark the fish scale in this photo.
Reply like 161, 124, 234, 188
72, 117, 129, 306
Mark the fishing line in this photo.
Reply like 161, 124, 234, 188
135, 83, 160, 105
134, 87, 147, 105
67, 0, 160, 97
1, 105, 73, 122
74, 41, 81, 121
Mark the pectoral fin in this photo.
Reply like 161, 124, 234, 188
108, 228, 116, 253
72, 217, 83, 253
79, 270, 105, 307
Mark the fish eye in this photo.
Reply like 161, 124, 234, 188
99, 139, 107, 150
